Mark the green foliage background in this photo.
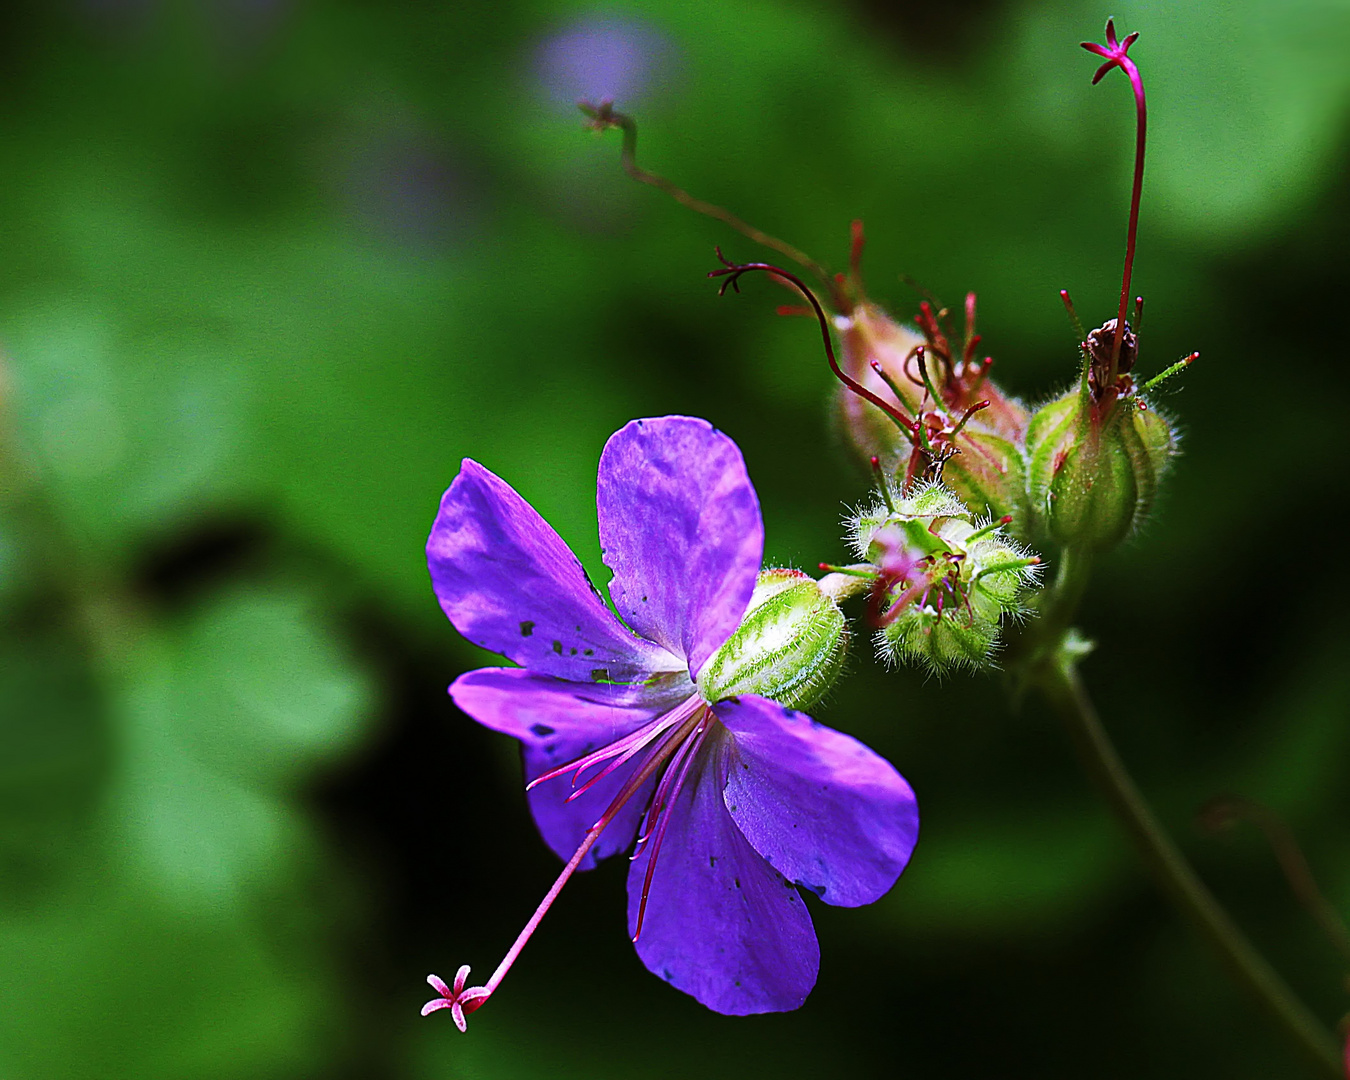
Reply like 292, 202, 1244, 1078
2, 1, 1348, 1077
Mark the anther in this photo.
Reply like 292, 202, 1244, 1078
1060, 289, 1088, 343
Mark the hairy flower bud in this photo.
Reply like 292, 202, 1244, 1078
835, 296, 1030, 526
697, 569, 848, 711
1025, 376, 1177, 552
849, 483, 1040, 675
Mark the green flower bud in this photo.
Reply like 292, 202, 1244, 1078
1025, 380, 1177, 553
697, 569, 848, 711
849, 482, 1041, 675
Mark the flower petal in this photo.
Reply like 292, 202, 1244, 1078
597, 417, 763, 677
716, 695, 919, 908
451, 668, 689, 868
626, 735, 819, 1015
428, 459, 680, 682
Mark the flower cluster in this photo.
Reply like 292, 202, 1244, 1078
416, 15, 1205, 1041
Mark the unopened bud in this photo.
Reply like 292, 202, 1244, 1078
697, 569, 848, 711
850, 483, 1041, 675
1025, 383, 1176, 552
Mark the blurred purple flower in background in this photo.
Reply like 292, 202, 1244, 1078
421, 416, 918, 1024
535, 15, 677, 111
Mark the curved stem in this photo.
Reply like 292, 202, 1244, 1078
1040, 656, 1342, 1076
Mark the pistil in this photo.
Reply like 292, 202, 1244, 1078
423, 696, 708, 1031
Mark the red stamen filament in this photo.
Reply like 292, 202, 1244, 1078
632, 711, 714, 939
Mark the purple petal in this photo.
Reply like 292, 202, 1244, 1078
716, 695, 919, 908
626, 734, 819, 1015
451, 668, 690, 868
428, 459, 680, 682
597, 417, 763, 677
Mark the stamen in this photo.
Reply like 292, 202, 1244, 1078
974, 556, 1041, 582
914, 346, 952, 419
965, 515, 1014, 543
633, 715, 713, 940
525, 709, 679, 793
1059, 289, 1088, 343
425, 697, 706, 1031
949, 400, 990, 438
818, 563, 878, 579
1140, 352, 1199, 394
869, 360, 916, 419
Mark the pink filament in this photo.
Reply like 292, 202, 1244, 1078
433, 695, 710, 1028
632, 712, 713, 941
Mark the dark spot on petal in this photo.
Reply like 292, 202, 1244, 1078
733, 877, 741, 889
641, 595, 647, 602
584, 649, 593, 656
709, 855, 716, 868
570, 647, 578, 655
530, 724, 555, 737
734, 979, 741, 987
552, 640, 563, 654
591, 668, 609, 682
519, 620, 535, 637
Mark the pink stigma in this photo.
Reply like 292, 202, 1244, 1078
420, 696, 708, 1032
1081, 18, 1146, 392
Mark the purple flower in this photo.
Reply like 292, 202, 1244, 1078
421, 415, 919, 1023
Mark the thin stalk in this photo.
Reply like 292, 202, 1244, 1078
1040, 657, 1342, 1077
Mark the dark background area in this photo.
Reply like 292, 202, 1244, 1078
2, 1, 1348, 1077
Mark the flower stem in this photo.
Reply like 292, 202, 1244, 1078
1039, 652, 1343, 1076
